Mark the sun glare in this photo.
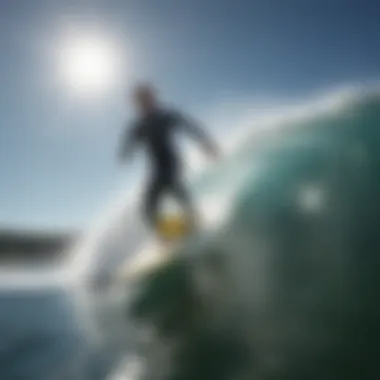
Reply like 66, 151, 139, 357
59, 35, 121, 95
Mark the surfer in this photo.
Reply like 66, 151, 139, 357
119, 83, 220, 231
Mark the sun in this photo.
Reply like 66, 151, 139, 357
58, 35, 121, 95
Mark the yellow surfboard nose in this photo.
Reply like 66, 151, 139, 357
156, 214, 192, 240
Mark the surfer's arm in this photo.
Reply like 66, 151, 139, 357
175, 112, 220, 157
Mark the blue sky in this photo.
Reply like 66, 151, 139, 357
0, 0, 379, 230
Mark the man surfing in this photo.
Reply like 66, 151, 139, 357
119, 84, 220, 236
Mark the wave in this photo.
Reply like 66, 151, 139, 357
67, 83, 378, 281
63, 82, 380, 380
118, 84, 380, 379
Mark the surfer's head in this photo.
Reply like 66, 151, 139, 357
132, 83, 158, 115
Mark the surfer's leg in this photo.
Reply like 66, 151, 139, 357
165, 161, 196, 221
143, 176, 165, 227
171, 178, 197, 225
173, 181, 192, 211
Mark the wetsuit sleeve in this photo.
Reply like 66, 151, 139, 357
119, 123, 141, 161
173, 111, 218, 152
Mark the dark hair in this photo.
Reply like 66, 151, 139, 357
133, 83, 156, 99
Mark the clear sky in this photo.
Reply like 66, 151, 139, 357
0, 0, 379, 230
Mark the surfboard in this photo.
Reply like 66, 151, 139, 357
155, 213, 195, 243
118, 212, 198, 283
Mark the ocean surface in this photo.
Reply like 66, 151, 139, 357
2, 85, 380, 380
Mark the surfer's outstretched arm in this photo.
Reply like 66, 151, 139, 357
176, 112, 220, 157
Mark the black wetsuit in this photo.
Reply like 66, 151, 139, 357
121, 108, 215, 226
